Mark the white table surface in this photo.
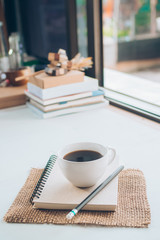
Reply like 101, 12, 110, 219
0, 104, 160, 240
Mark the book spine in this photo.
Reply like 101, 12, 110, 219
30, 155, 57, 203
92, 90, 104, 96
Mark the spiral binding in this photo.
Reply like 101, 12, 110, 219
30, 155, 57, 204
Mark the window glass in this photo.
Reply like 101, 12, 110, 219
103, 0, 160, 76
103, 0, 160, 119
76, 0, 88, 57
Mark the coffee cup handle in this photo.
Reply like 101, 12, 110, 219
106, 147, 116, 165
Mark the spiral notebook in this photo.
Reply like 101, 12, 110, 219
31, 155, 119, 211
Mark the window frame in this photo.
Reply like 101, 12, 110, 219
69, 0, 160, 122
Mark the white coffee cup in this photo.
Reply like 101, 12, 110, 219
58, 142, 116, 187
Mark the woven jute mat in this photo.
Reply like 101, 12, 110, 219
4, 168, 151, 227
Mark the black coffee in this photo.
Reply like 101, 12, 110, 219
64, 150, 103, 162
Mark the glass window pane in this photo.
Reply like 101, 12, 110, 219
76, 0, 88, 57
103, 0, 160, 119
103, 0, 160, 83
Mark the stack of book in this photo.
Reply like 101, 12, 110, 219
25, 70, 108, 118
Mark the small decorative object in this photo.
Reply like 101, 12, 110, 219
46, 49, 93, 76
8, 32, 23, 70
45, 66, 68, 76
0, 30, 28, 87
15, 49, 93, 82
5, 67, 31, 86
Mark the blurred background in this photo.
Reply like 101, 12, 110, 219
103, 0, 160, 84
1, 0, 160, 83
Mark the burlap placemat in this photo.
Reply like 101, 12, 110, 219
4, 168, 151, 227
